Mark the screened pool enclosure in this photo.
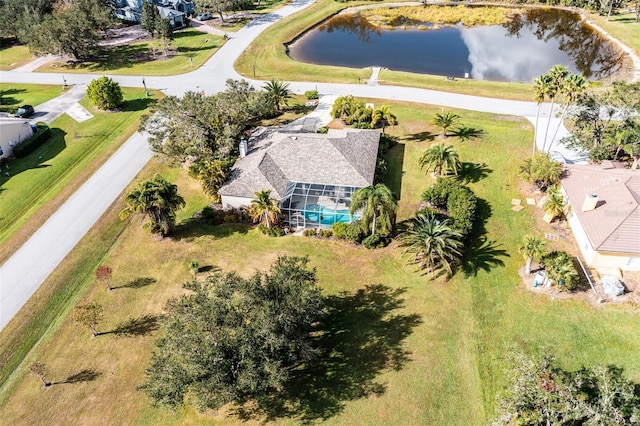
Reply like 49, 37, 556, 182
280, 181, 361, 228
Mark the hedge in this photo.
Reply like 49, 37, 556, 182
12, 123, 51, 158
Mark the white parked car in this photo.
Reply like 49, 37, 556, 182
196, 12, 212, 21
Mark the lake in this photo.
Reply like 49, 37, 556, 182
287, 8, 626, 82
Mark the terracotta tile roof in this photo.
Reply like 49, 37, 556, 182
218, 128, 380, 199
561, 164, 640, 254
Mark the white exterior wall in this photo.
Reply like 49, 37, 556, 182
220, 195, 253, 209
565, 196, 640, 273
590, 252, 640, 272
0, 120, 34, 159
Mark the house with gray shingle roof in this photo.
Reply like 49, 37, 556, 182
218, 128, 380, 229
560, 163, 640, 274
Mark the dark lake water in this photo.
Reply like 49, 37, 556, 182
287, 8, 625, 82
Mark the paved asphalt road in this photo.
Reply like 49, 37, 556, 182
0, 0, 583, 331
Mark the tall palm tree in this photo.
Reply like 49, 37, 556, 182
370, 105, 397, 134
248, 189, 281, 229
543, 186, 566, 222
532, 74, 547, 157
419, 144, 461, 177
349, 184, 398, 236
263, 80, 292, 112
542, 65, 570, 153
431, 110, 461, 139
120, 174, 186, 236
398, 212, 464, 277
519, 234, 546, 275
549, 73, 587, 151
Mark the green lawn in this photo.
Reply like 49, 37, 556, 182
0, 44, 33, 70
0, 83, 66, 113
1, 100, 639, 424
36, 30, 223, 75
590, 11, 640, 54
0, 89, 156, 262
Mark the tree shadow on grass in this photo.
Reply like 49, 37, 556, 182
382, 142, 405, 200
457, 162, 492, 184
121, 96, 158, 112
54, 369, 102, 385
117, 277, 157, 289
171, 219, 250, 242
0, 128, 67, 188
460, 198, 509, 276
104, 314, 161, 338
400, 131, 436, 143
237, 284, 423, 423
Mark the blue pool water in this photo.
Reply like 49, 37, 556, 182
303, 204, 354, 225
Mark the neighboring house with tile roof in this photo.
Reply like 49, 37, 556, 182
218, 128, 380, 228
560, 163, 640, 273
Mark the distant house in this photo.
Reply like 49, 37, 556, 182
0, 118, 35, 159
561, 163, 640, 273
218, 128, 380, 229
114, 0, 193, 28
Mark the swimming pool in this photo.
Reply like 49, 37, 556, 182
303, 204, 355, 225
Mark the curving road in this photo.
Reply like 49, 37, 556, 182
0, 0, 584, 331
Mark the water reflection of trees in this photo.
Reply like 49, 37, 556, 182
503, 9, 624, 79
318, 14, 382, 44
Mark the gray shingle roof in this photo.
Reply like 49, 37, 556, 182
219, 128, 380, 199
561, 165, 640, 255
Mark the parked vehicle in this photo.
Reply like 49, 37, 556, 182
196, 12, 212, 21
15, 105, 35, 118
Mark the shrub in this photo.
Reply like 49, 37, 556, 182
422, 178, 461, 207
303, 228, 317, 237
12, 124, 51, 158
317, 126, 329, 134
352, 122, 371, 129
86, 76, 124, 111
304, 90, 319, 100
447, 186, 477, 236
332, 222, 362, 243
319, 229, 332, 238
518, 152, 563, 190
362, 233, 389, 249
540, 250, 580, 291
224, 213, 238, 223
378, 134, 398, 156
199, 206, 225, 225
257, 224, 285, 237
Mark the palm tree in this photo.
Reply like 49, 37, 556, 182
248, 189, 281, 229
532, 74, 547, 157
431, 111, 461, 139
541, 65, 570, 153
549, 73, 587, 151
263, 80, 292, 112
419, 144, 461, 177
120, 174, 186, 236
370, 105, 397, 134
398, 212, 464, 277
519, 235, 546, 275
543, 186, 566, 222
349, 183, 398, 236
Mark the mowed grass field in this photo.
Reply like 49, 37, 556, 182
0, 88, 156, 263
1, 100, 640, 425
0, 83, 64, 113
36, 30, 223, 76
0, 43, 33, 70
